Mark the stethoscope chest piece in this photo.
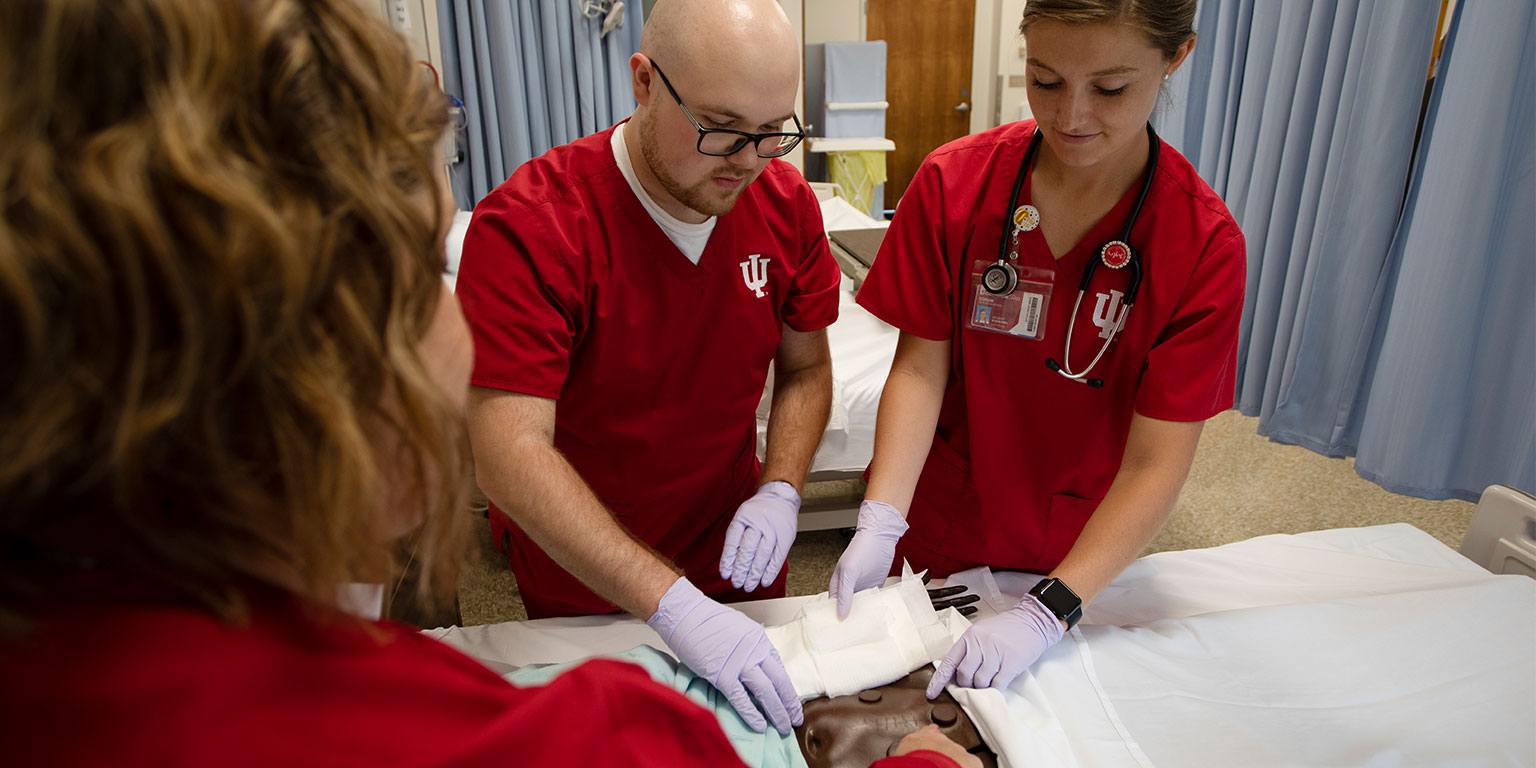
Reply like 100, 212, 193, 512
982, 261, 1018, 295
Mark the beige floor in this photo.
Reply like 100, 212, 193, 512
456, 411, 1475, 626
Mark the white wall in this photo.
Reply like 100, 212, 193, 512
994, 0, 1033, 125
780, 0, 807, 171
371, 0, 445, 74
805, 0, 864, 44
970, 0, 1000, 133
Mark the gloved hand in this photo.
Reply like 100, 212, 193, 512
828, 499, 909, 619
925, 593, 1065, 699
718, 481, 800, 592
647, 577, 804, 734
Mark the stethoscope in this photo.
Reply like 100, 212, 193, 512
981, 124, 1159, 388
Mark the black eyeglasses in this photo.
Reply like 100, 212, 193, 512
649, 60, 805, 159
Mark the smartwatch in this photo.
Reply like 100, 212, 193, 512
1028, 577, 1083, 631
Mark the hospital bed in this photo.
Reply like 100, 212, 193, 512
1461, 484, 1536, 577
429, 491, 1536, 767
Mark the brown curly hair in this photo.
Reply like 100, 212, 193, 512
0, 0, 466, 632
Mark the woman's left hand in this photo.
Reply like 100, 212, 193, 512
925, 594, 1065, 698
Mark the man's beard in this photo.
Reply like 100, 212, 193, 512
639, 120, 751, 218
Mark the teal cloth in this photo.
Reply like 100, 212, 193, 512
505, 646, 809, 768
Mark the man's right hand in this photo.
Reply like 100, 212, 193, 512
646, 577, 804, 735
828, 499, 910, 619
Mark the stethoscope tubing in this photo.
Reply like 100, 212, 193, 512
990, 124, 1161, 386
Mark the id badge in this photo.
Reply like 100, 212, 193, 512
966, 262, 1054, 340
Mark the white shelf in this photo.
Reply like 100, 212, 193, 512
826, 101, 890, 111
807, 137, 896, 153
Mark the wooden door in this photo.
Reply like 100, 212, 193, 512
868, 0, 976, 209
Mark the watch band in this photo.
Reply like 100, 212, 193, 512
1028, 577, 1083, 631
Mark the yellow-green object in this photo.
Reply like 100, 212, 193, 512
827, 150, 888, 217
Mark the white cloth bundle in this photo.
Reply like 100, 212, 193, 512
765, 570, 968, 700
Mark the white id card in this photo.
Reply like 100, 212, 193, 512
966, 262, 1054, 340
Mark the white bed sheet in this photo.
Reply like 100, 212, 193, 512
943, 524, 1536, 767
819, 196, 888, 233
429, 525, 1536, 767
754, 196, 898, 476
755, 286, 897, 476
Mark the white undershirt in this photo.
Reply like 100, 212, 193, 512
611, 122, 716, 265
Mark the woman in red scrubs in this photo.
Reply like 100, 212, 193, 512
0, 1, 982, 765
830, 0, 1246, 698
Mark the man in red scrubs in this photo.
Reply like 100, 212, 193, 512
457, 0, 839, 736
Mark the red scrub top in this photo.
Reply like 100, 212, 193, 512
0, 593, 749, 767
457, 123, 841, 617
858, 121, 1245, 577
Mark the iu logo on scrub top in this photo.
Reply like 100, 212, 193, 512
739, 253, 771, 298
1093, 289, 1130, 340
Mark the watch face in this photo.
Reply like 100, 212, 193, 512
1032, 579, 1081, 617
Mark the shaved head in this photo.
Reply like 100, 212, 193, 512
641, 0, 799, 84
623, 0, 802, 222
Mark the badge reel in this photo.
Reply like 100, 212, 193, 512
968, 205, 1053, 341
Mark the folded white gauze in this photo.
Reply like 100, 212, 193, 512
765, 570, 968, 700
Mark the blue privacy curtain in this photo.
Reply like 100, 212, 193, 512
1156, 0, 1534, 500
437, 0, 644, 209
1352, 1, 1536, 499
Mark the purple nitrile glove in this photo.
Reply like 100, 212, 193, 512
647, 577, 804, 734
719, 481, 801, 593
925, 593, 1065, 699
828, 499, 910, 620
